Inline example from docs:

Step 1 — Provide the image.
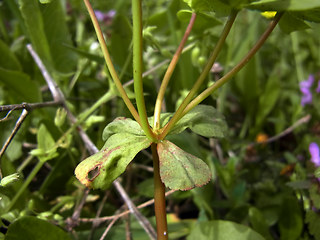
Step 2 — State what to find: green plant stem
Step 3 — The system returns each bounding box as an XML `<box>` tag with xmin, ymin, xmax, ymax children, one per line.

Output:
<box><xmin>6</xmin><ymin>161</ymin><xmax>44</xmax><ymax>212</ymax></box>
<box><xmin>151</xmin><ymin>143</ymin><xmax>168</xmax><ymax>240</ymax></box>
<box><xmin>83</xmin><ymin>0</ymin><xmax>140</xmax><ymax>125</ymax></box>
<box><xmin>153</xmin><ymin>13</ymin><xmax>197</xmax><ymax>130</ymax></box>
<box><xmin>132</xmin><ymin>0</ymin><xmax>156</xmax><ymax>141</ymax></box>
<box><xmin>159</xmin><ymin>10</ymin><xmax>238</xmax><ymax>139</ymax></box>
<box><xmin>182</xmin><ymin>12</ymin><xmax>283</xmax><ymax>116</ymax></box>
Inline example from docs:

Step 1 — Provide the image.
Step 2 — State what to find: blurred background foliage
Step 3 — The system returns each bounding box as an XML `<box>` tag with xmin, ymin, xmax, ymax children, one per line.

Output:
<box><xmin>0</xmin><ymin>0</ymin><xmax>320</xmax><ymax>239</ymax></box>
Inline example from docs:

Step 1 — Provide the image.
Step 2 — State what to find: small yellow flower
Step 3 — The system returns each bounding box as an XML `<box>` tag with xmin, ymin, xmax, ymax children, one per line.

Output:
<box><xmin>261</xmin><ymin>11</ymin><xmax>277</xmax><ymax>19</ymax></box>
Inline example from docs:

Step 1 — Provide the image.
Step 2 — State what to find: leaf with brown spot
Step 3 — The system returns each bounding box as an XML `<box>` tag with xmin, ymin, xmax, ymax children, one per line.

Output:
<box><xmin>157</xmin><ymin>140</ymin><xmax>211</xmax><ymax>191</ymax></box>
<box><xmin>75</xmin><ymin>132</ymin><xmax>151</xmax><ymax>189</ymax></box>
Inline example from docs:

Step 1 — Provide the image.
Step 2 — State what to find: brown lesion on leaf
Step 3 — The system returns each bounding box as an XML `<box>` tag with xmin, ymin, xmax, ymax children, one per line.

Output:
<box><xmin>102</xmin><ymin>146</ymin><xmax>121</xmax><ymax>159</ymax></box>
<box><xmin>87</xmin><ymin>163</ymin><xmax>102</xmax><ymax>182</ymax></box>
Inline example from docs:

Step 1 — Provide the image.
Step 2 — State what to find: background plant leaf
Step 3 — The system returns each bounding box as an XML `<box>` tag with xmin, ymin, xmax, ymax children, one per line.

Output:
<box><xmin>157</xmin><ymin>140</ymin><xmax>211</xmax><ymax>191</ymax></box>
<box><xmin>187</xmin><ymin>220</ymin><xmax>265</xmax><ymax>240</ymax></box>
<box><xmin>75</xmin><ymin>132</ymin><xmax>151</xmax><ymax>189</ymax></box>
<box><xmin>170</xmin><ymin>105</ymin><xmax>228</xmax><ymax>138</ymax></box>
<box><xmin>177</xmin><ymin>10</ymin><xmax>222</xmax><ymax>32</ymax></box>
<box><xmin>30</xmin><ymin>124</ymin><xmax>59</xmax><ymax>162</ymax></box>
<box><xmin>246</xmin><ymin>0</ymin><xmax>320</xmax><ymax>11</ymax></box>
<box><xmin>5</xmin><ymin>216</ymin><xmax>72</xmax><ymax>240</ymax></box>
<box><xmin>0</xmin><ymin>68</ymin><xmax>41</xmax><ymax>103</ymax></box>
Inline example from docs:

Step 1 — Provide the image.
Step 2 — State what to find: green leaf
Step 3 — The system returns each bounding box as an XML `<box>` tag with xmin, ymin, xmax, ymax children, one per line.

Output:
<box><xmin>219</xmin><ymin>0</ymin><xmax>252</xmax><ymax>8</ymax></box>
<box><xmin>293</xmin><ymin>8</ymin><xmax>320</xmax><ymax>23</ymax></box>
<box><xmin>187</xmin><ymin>220</ymin><xmax>265</xmax><ymax>240</ymax></box>
<box><xmin>309</xmin><ymin>184</ymin><xmax>320</xmax><ymax>209</ymax></box>
<box><xmin>183</xmin><ymin>0</ymin><xmax>232</xmax><ymax>14</ymax></box>
<box><xmin>5</xmin><ymin>216</ymin><xmax>72</xmax><ymax>240</ymax></box>
<box><xmin>110</xmin><ymin>15</ymin><xmax>132</xmax><ymax>74</ymax></box>
<box><xmin>102</xmin><ymin>117</ymin><xmax>145</xmax><ymax>141</ymax></box>
<box><xmin>246</xmin><ymin>0</ymin><xmax>320</xmax><ymax>11</ymax></box>
<box><xmin>157</xmin><ymin>140</ymin><xmax>211</xmax><ymax>191</ymax></box>
<box><xmin>0</xmin><ymin>39</ymin><xmax>22</xmax><ymax>71</ymax></box>
<box><xmin>306</xmin><ymin>210</ymin><xmax>320</xmax><ymax>240</ymax></box>
<box><xmin>30</xmin><ymin>124</ymin><xmax>58</xmax><ymax>162</ymax></box>
<box><xmin>170</xmin><ymin>105</ymin><xmax>228</xmax><ymax>138</ymax></box>
<box><xmin>279</xmin><ymin>12</ymin><xmax>310</xmax><ymax>33</ymax></box>
<box><xmin>278</xmin><ymin>196</ymin><xmax>303</xmax><ymax>240</ymax></box>
<box><xmin>0</xmin><ymin>173</ymin><xmax>20</xmax><ymax>187</ymax></box>
<box><xmin>249</xmin><ymin>207</ymin><xmax>273</xmax><ymax>240</ymax></box>
<box><xmin>0</xmin><ymin>68</ymin><xmax>41</xmax><ymax>102</ymax></box>
<box><xmin>177</xmin><ymin>10</ymin><xmax>222</xmax><ymax>32</ymax></box>
<box><xmin>40</xmin><ymin>0</ymin><xmax>77</xmax><ymax>73</ymax></box>
<box><xmin>75</xmin><ymin>132</ymin><xmax>151</xmax><ymax>189</ymax></box>
<box><xmin>18</xmin><ymin>0</ymin><xmax>53</xmax><ymax>69</ymax></box>
<box><xmin>39</xmin><ymin>0</ymin><xmax>53</xmax><ymax>3</ymax></box>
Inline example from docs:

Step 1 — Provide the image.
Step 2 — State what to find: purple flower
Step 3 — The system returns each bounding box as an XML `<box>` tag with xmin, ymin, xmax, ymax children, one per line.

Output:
<box><xmin>316</xmin><ymin>80</ymin><xmax>320</xmax><ymax>93</ymax></box>
<box><xmin>300</xmin><ymin>75</ymin><xmax>315</xmax><ymax>106</ymax></box>
<box><xmin>94</xmin><ymin>10</ymin><xmax>105</xmax><ymax>21</ymax></box>
<box><xmin>94</xmin><ymin>10</ymin><xmax>116</xmax><ymax>23</ymax></box>
<box><xmin>309</xmin><ymin>142</ymin><xmax>320</xmax><ymax>167</ymax></box>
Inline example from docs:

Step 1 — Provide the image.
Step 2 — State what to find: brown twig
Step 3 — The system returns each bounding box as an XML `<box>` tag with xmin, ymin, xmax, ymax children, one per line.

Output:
<box><xmin>250</xmin><ymin>114</ymin><xmax>311</xmax><ymax>147</ymax></box>
<box><xmin>0</xmin><ymin>109</ymin><xmax>29</xmax><ymax>172</ymax></box>
<box><xmin>66</xmin><ymin>188</ymin><xmax>90</xmax><ymax>231</ymax></box>
<box><xmin>27</xmin><ymin>44</ymin><xmax>64</xmax><ymax>102</ymax></box>
<box><xmin>99</xmin><ymin>216</ymin><xmax>120</xmax><ymax>240</ymax></box>
<box><xmin>0</xmin><ymin>101</ymin><xmax>62</xmax><ymax>113</ymax></box>
<box><xmin>113</xmin><ymin>180</ymin><xmax>157</xmax><ymax>240</ymax></box>
<box><xmin>89</xmin><ymin>190</ymin><xmax>110</xmax><ymax>240</ymax></box>
<box><xmin>79</xmin><ymin>190</ymin><xmax>176</xmax><ymax>223</ymax></box>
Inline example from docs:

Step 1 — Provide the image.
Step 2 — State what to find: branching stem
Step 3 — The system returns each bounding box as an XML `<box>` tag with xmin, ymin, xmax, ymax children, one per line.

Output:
<box><xmin>159</xmin><ymin>10</ymin><xmax>238</xmax><ymax>139</ymax></box>
<box><xmin>153</xmin><ymin>13</ymin><xmax>197</xmax><ymax>130</ymax></box>
<box><xmin>183</xmin><ymin>12</ymin><xmax>283</xmax><ymax>115</ymax></box>
<box><xmin>132</xmin><ymin>0</ymin><xmax>156</xmax><ymax>141</ymax></box>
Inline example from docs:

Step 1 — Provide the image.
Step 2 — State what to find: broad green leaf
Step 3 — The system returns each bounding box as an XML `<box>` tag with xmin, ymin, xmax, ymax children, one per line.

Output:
<box><xmin>183</xmin><ymin>0</ymin><xmax>231</xmax><ymax>14</ymax></box>
<box><xmin>5</xmin><ymin>216</ymin><xmax>72</xmax><ymax>240</ymax></box>
<box><xmin>30</xmin><ymin>124</ymin><xmax>58</xmax><ymax>162</ymax></box>
<box><xmin>278</xmin><ymin>196</ymin><xmax>303</xmax><ymax>240</ymax></box>
<box><xmin>177</xmin><ymin>10</ymin><xmax>222</xmax><ymax>32</ymax></box>
<box><xmin>249</xmin><ymin>207</ymin><xmax>273</xmax><ymax>240</ymax></box>
<box><xmin>40</xmin><ymin>0</ymin><xmax>77</xmax><ymax>73</ymax></box>
<box><xmin>187</xmin><ymin>220</ymin><xmax>265</xmax><ymax>240</ymax></box>
<box><xmin>75</xmin><ymin>132</ymin><xmax>151</xmax><ymax>189</ymax></box>
<box><xmin>18</xmin><ymin>0</ymin><xmax>53</xmax><ymax>69</ymax></box>
<box><xmin>170</xmin><ymin>105</ymin><xmax>228</xmax><ymax>138</ymax></box>
<box><xmin>0</xmin><ymin>39</ymin><xmax>22</xmax><ymax>71</ymax></box>
<box><xmin>293</xmin><ymin>8</ymin><xmax>320</xmax><ymax>23</ymax></box>
<box><xmin>246</xmin><ymin>0</ymin><xmax>320</xmax><ymax>11</ymax></box>
<box><xmin>0</xmin><ymin>68</ymin><xmax>41</xmax><ymax>102</ymax></box>
<box><xmin>157</xmin><ymin>140</ymin><xmax>211</xmax><ymax>191</ymax></box>
<box><xmin>279</xmin><ymin>12</ymin><xmax>310</xmax><ymax>33</ymax></box>
<box><xmin>102</xmin><ymin>117</ymin><xmax>145</xmax><ymax>141</ymax></box>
